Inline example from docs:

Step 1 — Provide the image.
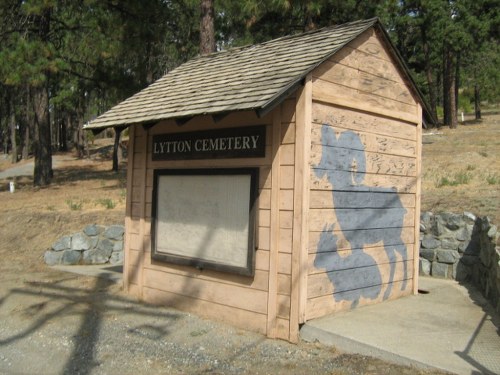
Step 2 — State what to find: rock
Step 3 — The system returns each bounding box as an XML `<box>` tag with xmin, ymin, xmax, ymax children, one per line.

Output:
<box><xmin>455</xmin><ymin>262</ymin><xmax>470</xmax><ymax>282</ymax></box>
<box><xmin>487</xmin><ymin>225</ymin><xmax>497</xmax><ymax>239</ymax></box>
<box><xmin>97</xmin><ymin>238</ymin><xmax>114</xmax><ymax>254</ymax></box>
<box><xmin>431</xmin><ymin>218</ymin><xmax>449</xmax><ymax>237</ymax></box>
<box><xmin>437</xmin><ymin>249</ymin><xmax>459</xmax><ymax>264</ymax></box>
<box><xmin>460</xmin><ymin>255</ymin><xmax>479</xmax><ymax>266</ymax></box>
<box><xmin>82</xmin><ymin>248</ymin><xmax>111</xmax><ymax>265</ymax></box>
<box><xmin>442</xmin><ymin>212</ymin><xmax>463</xmax><ymax>230</ymax></box>
<box><xmin>432</xmin><ymin>262</ymin><xmax>449</xmax><ymax>278</ymax></box>
<box><xmin>110</xmin><ymin>251</ymin><xmax>123</xmax><ymax>265</ymax></box>
<box><xmin>104</xmin><ymin>225</ymin><xmax>124</xmax><ymax>240</ymax></box>
<box><xmin>44</xmin><ymin>251</ymin><xmax>63</xmax><ymax>266</ymax></box>
<box><xmin>441</xmin><ymin>238</ymin><xmax>459</xmax><ymax>250</ymax></box>
<box><xmin>420</xmin><ymin>248</ymin><xmax>436</xmax><ymax>262</ymax></box>
<box><xmin>113</xmin><ymin>241</ymin><xmax>123</xmax><ymax>252</ymax></box>
<box><xmin>52</xmin><ymin>236</ymin><xmax>71</xmax><ymax>252</ymax></box>
<box><xmin>421</xmin><ymin>236</ymin><xmax>441</xmax><ymax>249</ymax></box>
<box><xmin>71</xmin><ymin>233</ymin><xmax>92</xmax><ymax>251</ymax></box>
<box><xmin>455</xmin><ymin>226</ymin><xmax>471</xmax><ymax>242</ymax></box>
<box><xmin>463</xmin><ymin>211</ymin><xmax>477</xmax><ymax>224</ymax></box>
<box><xmin>83</xmin><ymin>224</ymin><xmax>104</xmax><ymax>237</ymax></box>
<box><xmin>458</xmin><ymin>241</ymin><xmax>470</xmax><ymax>253</ymax></box>
<box><xmin>61</xmin><ymin>250</ymin><xmax>82</xmax><ymax>265</ymax></box>
<box><xmin>419</xmin><ymin>258</ymin><xmax>431</xmax><ymax>276</ymax></box>
<box><xmin>480</xmin><ymin>245</ymin><xmax>492</xmax><ymax>268</ymax></box>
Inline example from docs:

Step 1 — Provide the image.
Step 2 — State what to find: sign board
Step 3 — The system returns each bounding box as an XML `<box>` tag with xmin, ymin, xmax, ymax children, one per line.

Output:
<box><xmin>152</xmin><ymin>126</ymin><xmax>266</xmax><ymax>161</ymax></box>
<box><xmin>152</xmin><ymin>168</ymin><xmax>258</xmax><ymax>276</ymax></box>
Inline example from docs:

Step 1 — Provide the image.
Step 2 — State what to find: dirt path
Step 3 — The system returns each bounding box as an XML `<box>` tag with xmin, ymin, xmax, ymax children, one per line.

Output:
<box><xmin>0</xmin><ymin>154</ymin><xmax>71</xmax><ymax>179</ymax></box>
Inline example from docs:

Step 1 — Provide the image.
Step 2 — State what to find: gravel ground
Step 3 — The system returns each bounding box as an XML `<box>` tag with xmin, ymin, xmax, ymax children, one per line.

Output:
<box><xmin>0</xmin><ymin>269</ymin><xmax>448</xmax><ymax>375</ymax></box>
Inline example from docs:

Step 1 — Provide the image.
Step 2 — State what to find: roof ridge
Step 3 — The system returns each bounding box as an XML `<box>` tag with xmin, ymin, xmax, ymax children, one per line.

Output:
<box><xmin>190</xmin><ymin>17</ymin><xmax>380</xmax><ymax>61</ymax></box>
<box><xmin>88</xmin><ymin>17</ymin><xmax>426</xmax><ymax>131</ymax></box>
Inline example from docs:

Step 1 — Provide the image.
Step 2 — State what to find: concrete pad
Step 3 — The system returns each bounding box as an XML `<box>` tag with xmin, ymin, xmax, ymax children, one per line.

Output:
<box><xmin>301</xmin><ymin>277</ymin><xmax>500</xmax><ymax>375</ymax></box>
<box><xmin>52</xmin><ymin>264</ymin><xmax>123</xmax><ymax>283</ymax></box>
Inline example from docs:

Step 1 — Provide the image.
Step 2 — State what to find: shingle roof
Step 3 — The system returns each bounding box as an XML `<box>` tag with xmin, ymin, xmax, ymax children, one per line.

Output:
<box><xmin>90</xmin><ymin>17</ymin><xmax>439</xmax><ymax>129</ymax></box>
<box><xmin>85</xmin><ymin>18</ymin><xmax>381</xmax><ymax>130</ymax></box>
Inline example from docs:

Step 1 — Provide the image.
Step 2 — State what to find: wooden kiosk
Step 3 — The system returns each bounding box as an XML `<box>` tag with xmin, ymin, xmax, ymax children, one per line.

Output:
<box><xmin>87</xmin><ymin>19</ymin><xmax>430</xmax><ymax>343</ymax></box>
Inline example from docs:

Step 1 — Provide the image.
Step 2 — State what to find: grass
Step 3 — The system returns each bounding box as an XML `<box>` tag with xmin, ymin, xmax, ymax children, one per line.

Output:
<box><xmin>422</xmin><ymin>111</ymin><xmax>499</xmax><ymax>224</ymax></box>
<box><xmin>65</xmin><ymin>199</ymin><xmax>83</xmax><ymax>211</ymax></box>
<box><xmin>486</xmin><ymin>174</ymin><xmax>500</xmax><ymax>185</ymax></box>
<box><xmin>435</xmin><ymin>171</ymin><xmax>472</xmax><ymax>188</ymax></box>
<box><xmin>96</xmin><ymin>198</ymin><xmax>116</xmax><ymax>209</ymax></box>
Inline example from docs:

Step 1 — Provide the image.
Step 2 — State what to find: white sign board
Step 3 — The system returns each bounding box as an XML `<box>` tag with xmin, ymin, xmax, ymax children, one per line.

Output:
<box><xmin>152</xmin><ymin>169</ymin><xmax>257</xmax><ymax>275</ymax></box>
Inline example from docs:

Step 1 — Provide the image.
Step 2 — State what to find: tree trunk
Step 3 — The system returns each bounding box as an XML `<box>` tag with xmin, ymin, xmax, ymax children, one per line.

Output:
<box><xmin>58</xmin><ymin>111</ymin><xmax>67</xmax><ymax>152</ymax></box>
<box><xmin>32</xmin><ymin>7</ymin><xmax>53</xmax><ymax>186</ymax></box>
<box><xmin>32</xmin><ymin>84</ymin><xmax>52</xmax><ymax>186</ymax></box>
<box><xmin>474</xmin><ymin>84</ymin><xmax>481</xmax><ymax>120</ymax></box>
<box><xmin>22</xmin><ymin>124</ymin><xmax>30</xmax><ymax>160</ymax></box>
<box><xmin>9</xmin><ymin>108</ymin><xmax>17</xmax><ymax>164</ymax></box>
<box><xmin>421</xmin><ymin>26</ymin><xmax>438</xmax><ymax>121</ymax></box>
<box><xmin>443</xmin><ymin>46</ymin><xmax>458</xmax><ymax>128</ymax></box>
<box><xmin>112</xmin><ymin>127</ymin><xmax>124</xmax><ymax>172</ymax></box>
<box><xmin>200</xmin><ymin>0</ymin><xmax>215</xmax><ymax>55</ymax></box>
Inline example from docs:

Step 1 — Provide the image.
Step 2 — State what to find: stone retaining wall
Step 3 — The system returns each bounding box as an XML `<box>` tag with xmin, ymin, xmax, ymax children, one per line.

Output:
<box><xmin>419</xmin><ymin>212</ymin><xmax>500</xmax><ymax>312</ymax></box>
<box><xmin>44</xmin><ymin>224</ymin><xmax>124</xmax><ymax>266</ymax></box>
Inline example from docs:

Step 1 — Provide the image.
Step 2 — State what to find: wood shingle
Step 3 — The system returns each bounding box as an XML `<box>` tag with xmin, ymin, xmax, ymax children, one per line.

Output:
<box><xmin>86</xmin><ymin>18</ymin><xmax>380</xmax><ymax>130</ymax></box>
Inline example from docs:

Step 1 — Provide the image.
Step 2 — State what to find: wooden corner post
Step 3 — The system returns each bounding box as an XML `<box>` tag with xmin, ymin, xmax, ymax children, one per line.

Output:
<box><xmin>413</xmin><ymin>104</ymin><xmax>423</xmax><ymax>295</ymax></box>
<box><xmin>290</xmin><ymin>74</ymin><xmax>312</xmax><ymax>342</ymax></box>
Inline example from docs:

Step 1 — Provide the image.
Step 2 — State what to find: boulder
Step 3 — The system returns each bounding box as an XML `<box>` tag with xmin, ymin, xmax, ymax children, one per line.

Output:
<box><xmin>61</xmin><ymin>250</ymin><xmax>82</xmax><ymax>265</ymax></box>
<box><xmin>71</xmin><ymin>233</ymin><xmax>92</xmax><ymax>251</ymax></box>
<box><xmin>44</xmin><ymin>250</ymin><xmax>63</xmax><ymax>266</ymax></box>
<box><xmin>52</xmin><ymin>236</ymin><xmax>71</xmax><ymax>252</ymax></box>
<box><xmin>104</xmin><ymin>225</ymin><xmax>125</xmax><ymax>240</ymax></box>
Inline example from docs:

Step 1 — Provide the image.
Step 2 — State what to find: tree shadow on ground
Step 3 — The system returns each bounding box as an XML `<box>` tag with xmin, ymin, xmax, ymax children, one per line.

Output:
<box><xmin>454</xmin><ymin>280</ymin><xmax>500</xmax><ymax>375</ymax></box>
<box><xmin>0</xmin><ymin>274</ymin><xmax>180</xmax><ymax>375</ymax></box>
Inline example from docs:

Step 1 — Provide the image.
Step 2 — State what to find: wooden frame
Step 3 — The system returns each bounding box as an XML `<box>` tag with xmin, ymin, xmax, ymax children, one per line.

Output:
<box><xmin>151</xmin><ymin>168</ymin><xmax>259</xmax><ymax>276</ymax></box>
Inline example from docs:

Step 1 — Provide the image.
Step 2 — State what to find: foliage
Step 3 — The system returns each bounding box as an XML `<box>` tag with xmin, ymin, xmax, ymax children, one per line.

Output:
<box><xmin>0</xmin><ymin>0</ymin><xmax>498</xmax><ymax>179</ymax></box>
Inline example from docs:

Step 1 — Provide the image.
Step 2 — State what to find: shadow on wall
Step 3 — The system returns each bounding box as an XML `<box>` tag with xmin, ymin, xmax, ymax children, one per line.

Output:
<box><xmin>313</xmin><ymin>124</ymin><xmax>409</xmax><ymax>307</ymax></box>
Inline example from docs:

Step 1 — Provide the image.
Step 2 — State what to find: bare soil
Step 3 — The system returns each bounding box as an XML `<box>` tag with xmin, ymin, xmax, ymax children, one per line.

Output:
<box><xmin>2</xmin><ymin>113</ymin><xmax>496</xmax><ymax>374</ymax></box>
<box><xmin>421</xmin><ymin>112</ymin><xmax>500</xmax><ymax>224</ymax></box>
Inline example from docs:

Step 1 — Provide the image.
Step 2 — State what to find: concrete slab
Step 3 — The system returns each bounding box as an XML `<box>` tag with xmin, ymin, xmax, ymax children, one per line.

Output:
<box><xmin>301</xmin><ymin>277</ymin><xmax>500</xmax><ymax>375</ymax></box>
<box><xmin>52</xmin><ymin>264</ymin><xmax>123</xmax><ymax>283</ymax></box>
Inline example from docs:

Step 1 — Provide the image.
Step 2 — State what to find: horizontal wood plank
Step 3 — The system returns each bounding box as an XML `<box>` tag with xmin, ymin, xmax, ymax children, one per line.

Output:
<box><xmin>309</xmin><ymin>190</ymin><xmax>415</xmax><ymax>209</ymax></box>
<box><xmin>310</xmin><ymin>144</ymin><xmax>416</xmax><ymax>177</ymax></box>
<box><xmin>311</xmin><ymin>123</ymin><xmax>417</xmax><ymax>158</ymax></box>
<box><xmin>309</xmin><ymin>207</ymin><xmax>415</xmax><ymax>231</ymax></box>
<box><xmin>144</xmin><ymin>268</ymin><xmax>268</xmax><ymax>314</ymax></box>
<box><xmin>308</xmin><ymin>227</ymin><xmax>415</xmax><ymax>252</ymax></box>
<box><xmin>313</xmin><ymin>59</ymin><xmax>414</xmax><ymax>105</ymax></box>
<box><xmin>308</xmin><ymin>260</ymin><xmax>413</xmax><ymax>298</ymax></box>
<box><xmin>311</xmin><ymin>169</ymin><xmax>417</xmax><ymax>193</ymax></box>
<box><xmin>308</xmin><ymin>244</ymin><xmax>415</xmax><ymax>274</ymax></box>
<box><xmin>306</xmin><ymin>279</ymin><xmax>412</xmax><ymax>320</ymax></box>
<box><xmin>312</xmin><ymin>102</ymin><xmax>417</xmax><ymax>140</ymax></box>
<box><xmin>313</xmin><ymin>78</ymin><xmax>418</xmax><ymax>123</ymax></box>
<box><xmin>142</xmin><ymin>287</ymin><xmax>267</xmax><ymax>335</ymax></box>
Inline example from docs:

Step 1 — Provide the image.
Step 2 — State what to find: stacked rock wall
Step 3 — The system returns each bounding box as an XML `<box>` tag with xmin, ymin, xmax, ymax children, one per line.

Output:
<box><xmin>419</xmin><ymin>212</ymin><xmax>500</xmax><ymax>312</ymax></box>
<box><xmin>44</xmin><ymin>224</ymin><xmax>124</xmax><ymax>266</ymax></box>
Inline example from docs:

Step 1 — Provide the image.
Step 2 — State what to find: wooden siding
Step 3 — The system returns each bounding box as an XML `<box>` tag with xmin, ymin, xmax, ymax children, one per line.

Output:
<box><xmin>306</xmin><ymin>29</ymin><xmax>420</xmax><ymax>320</ymax></box>
<box><xmin>124</xmin><ymin>104</ymin><xmax>300</xmax><ymax>340</ymax></box>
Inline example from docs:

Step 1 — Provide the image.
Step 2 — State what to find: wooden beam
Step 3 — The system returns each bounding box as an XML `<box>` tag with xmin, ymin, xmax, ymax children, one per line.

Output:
<box><xmin>266</xmin><ymin>107</ymin><xmax>282</xmax><ymax>338</ymax></box>
<box><xmin>175</xmin><ymin>116</ymin><xmax>193</xmax><ymax>127</ymax></box>
<box><xmin>290</xmin><ymin>73</ymin><xmax>312</xmax><ymax>342</ymax></box>
<box><xmin>123</xmin><ymin>125</ymin><xmax>136</xmax><ymax>293</ymax></box>
<box><xmin>142</xmin><ymin>121</ymin><xmax>158</xmax><ymax>131</ymax></box>
<box><xmin>413</xmin><ymin>104</ymin><xmax>423</xmax><ymax>295</ymax></box>
<box><xmin>212</xmin><ymin>112</ymin><xmax>231</xmax><ymax>123</ymax></box>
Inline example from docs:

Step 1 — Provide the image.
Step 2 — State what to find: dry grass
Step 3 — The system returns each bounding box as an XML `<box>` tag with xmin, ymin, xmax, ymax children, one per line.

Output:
<box><xmin>421</xmin><ymin>112</ymin><xmax>500</xmax><ymax>223</ymax></box>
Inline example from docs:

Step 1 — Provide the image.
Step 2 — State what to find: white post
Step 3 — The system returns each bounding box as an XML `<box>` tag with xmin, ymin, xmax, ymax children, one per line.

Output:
<box><xmin>9</xmin><ymin>181</ymin><xmax>15</xmax><ymax>193</ymax></box>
